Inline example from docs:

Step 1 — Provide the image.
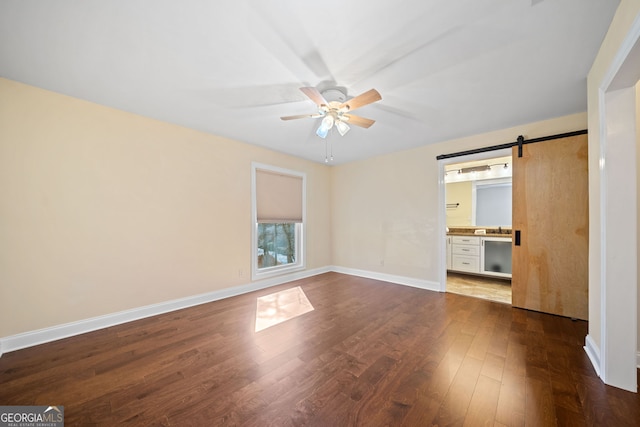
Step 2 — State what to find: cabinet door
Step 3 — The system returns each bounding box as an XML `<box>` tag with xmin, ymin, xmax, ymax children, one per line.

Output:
<box><xmin>511</xmin><ymin>134</ymin><xmax>588</xmax><ymax>320</ymax></box>
<box><xmin>481</xmin><ymin>238</ymin><xmax>512</xmax><ymax>277</ymax></box>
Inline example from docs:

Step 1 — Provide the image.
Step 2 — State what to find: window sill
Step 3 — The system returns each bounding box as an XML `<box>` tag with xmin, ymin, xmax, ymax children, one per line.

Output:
<box><xmin>252</xmin><ymin>263</ymin><xmax>305</xmax><ymax>281</ymax></box>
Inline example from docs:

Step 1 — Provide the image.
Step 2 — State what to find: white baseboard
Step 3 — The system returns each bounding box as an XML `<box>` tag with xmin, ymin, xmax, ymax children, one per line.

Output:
<box><xmin>330</xmin><ymin>265</ymin><xmax>441</xmax><ymax>292</ymax></box>
<box><xmin>584</xmin><ymin>334</ymin><xmax>602</xmax><ymax>377</ymax></box>
<box><xmin>0</xmin><ymin>266</ymin><xmax>331</xmax><ymax>357</ymax></box>
<box><xmin>585</xmin><ymin>336</ymin><xmax>640</xmax><ymax>387</ymax></box>
<box><xmin>0</xmin><ymin>266</ymin><xmax>441</xmax><ymax>357</ymax></box>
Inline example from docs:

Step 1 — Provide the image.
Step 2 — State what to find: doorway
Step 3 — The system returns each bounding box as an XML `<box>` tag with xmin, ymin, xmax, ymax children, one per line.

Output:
<box><xmin>442</xmin><ymin>151</ymin><xmax>513</xmax><ymax>304</ymax></box>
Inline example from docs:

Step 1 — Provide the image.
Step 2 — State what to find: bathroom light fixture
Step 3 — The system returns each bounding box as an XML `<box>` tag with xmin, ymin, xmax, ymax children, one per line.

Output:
<box><xmin>489</xmin><ymin>163</ymin><xmax>509</xmax><ymax>169</ymax></box>
<box><xmin>460</xmin><ymin>165</ymin><xmax>491</xmax><ymax>174</ymax></box>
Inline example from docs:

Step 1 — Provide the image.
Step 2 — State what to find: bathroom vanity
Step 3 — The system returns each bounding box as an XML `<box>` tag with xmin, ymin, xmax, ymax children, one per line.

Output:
<box><xmin>446</xmin><ymin>229</ymin><xmax>512</xmax><ymax>278</ymax></box>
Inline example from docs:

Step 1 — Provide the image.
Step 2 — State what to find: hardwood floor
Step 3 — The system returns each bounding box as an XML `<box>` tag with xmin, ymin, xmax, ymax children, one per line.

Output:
<box><xmin>447</xmin><ymin>272</ymin><xmax>512</xmax><ymax>305</ymax></box>
<box><xmin>1</xmin><ymin>272</ymin><xmax>638</xmax><ymax>426</ymax></box>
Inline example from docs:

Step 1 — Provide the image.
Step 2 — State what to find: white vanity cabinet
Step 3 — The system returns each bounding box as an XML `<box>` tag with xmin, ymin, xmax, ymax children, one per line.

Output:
<box><xmin>450</xmin><ymin>236</ymin><xmax>480</xmax><ymax>273</ymax></box>
<box><xmin>447</xmin><ymin>234</ymin><xmax>513</xmax><ymax>278</ymax></box>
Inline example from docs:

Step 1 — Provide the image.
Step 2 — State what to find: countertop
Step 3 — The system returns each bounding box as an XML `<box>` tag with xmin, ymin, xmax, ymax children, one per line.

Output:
<box><xmin>448</xmin><ymin>232</ymin><xmax>512</xmax><ymax>238</ymax></box>
<box><xmin>447</xmin><ymin>227</ymin><xmax>512</xmax><ymax>238</ymax></box>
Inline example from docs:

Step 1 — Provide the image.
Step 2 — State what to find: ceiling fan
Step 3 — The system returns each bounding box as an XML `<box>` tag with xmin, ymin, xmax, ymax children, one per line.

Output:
<box><xmin>281</xmin><ymin>87</ymin><xmax>382</xmax><ymax>138</ymax></box>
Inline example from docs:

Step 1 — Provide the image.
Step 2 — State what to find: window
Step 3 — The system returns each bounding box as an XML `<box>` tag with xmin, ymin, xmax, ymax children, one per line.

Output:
<box><xmin>257</xmin><ymin>223</ymin><xmax>297</xmax><ymax>268</ymax></box>
<box><xmin>252</xmin><ymin>163</ymin><xmax>305</xmax><ymax>279</ymax></box>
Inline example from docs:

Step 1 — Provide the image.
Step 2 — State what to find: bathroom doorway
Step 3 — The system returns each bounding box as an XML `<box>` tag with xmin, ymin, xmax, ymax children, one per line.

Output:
<box><xmin>444</xmin><ymin>154</ymin><xmax>513</xmax><ymax>304</ymax></box>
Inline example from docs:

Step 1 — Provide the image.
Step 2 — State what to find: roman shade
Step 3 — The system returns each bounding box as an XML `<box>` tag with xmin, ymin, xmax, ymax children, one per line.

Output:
<box><xmin>256</xmin><ymin>169</ymin><xmax>303</xmax><ymax>223</ymax></box>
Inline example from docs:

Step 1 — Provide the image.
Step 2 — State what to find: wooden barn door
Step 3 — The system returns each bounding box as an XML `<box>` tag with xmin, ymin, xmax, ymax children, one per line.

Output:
<box><xmin>511</xmin><ymin>133</ymin><xmax>589</xmax><ymax>320</ymax></box>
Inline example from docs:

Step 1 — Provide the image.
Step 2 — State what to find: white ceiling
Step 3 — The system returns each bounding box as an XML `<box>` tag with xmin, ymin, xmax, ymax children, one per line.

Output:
<box><xmin>0</xmin><ymin>0</ymin><xmax>619</xmax><ymax>165</ymax></box>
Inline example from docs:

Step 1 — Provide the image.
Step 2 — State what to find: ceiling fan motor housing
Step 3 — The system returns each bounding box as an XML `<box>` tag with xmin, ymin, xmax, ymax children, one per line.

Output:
<box><xmin>320</xmin><ymin>88</ymin><xmax>347</xmax><ymax>103</ymax></box>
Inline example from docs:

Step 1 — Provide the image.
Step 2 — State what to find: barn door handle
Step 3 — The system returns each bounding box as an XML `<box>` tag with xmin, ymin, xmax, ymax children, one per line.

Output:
<box><xmin>515</xmin><ymin>230</ymin><xmax>521</xmax><ymax>246</ymax></box>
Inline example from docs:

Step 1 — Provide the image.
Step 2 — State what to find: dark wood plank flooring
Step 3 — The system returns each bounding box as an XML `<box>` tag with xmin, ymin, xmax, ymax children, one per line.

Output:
<box><xmin>1</xmin><ymin>272</ymin><xmax>639</xmax><ymax>426</ymax></box>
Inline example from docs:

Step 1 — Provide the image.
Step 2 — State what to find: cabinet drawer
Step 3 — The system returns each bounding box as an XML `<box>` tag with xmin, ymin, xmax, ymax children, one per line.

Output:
<box><xmin>452</xmin><ymin>244</ymin><xmax>480</xmax><ymax>256</ymax></box>
<box><xmin>452</xmin><ymin>255</ymin><xmax>480</xmax><ymax>273</ymax></box>
<box><xmin>451</xmin><ymin>236</ymin><xmax>480</xmax><ymax>245</ymax></box>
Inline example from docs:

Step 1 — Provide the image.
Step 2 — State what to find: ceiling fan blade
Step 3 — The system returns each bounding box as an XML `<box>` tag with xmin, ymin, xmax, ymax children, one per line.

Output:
<box><xmin>341</xmin><ymin>89</ymin><xmax>382</xmax><ymax>112</ymax></box>
<box><xmin>280</xmin><ymin>114</ymin><xmax>321</xmax><ymax>121</ymax></box>
<box><xmin>300</xmin><ymin>87</ymin><xmax>328</xmax><ymax>107</ymax></box>
<box><xmin>343</xmin><ymin>114</ymin><xmax>375</xmax><ymax>128</ymax></box>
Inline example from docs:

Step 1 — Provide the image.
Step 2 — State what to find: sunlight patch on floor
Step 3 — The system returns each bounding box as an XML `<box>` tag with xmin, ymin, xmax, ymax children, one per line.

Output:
<box><xmin>255</xmin><ymin>286</ymin><xmax>314</xmax><ymax>332</ymax></box>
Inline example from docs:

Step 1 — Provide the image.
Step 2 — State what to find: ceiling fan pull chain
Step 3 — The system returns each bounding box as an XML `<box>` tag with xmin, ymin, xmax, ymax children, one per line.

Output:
<box><xmin>325</xmin><ymin>140</ymin><xmax>329</xmax><ymax>163</ymax></box>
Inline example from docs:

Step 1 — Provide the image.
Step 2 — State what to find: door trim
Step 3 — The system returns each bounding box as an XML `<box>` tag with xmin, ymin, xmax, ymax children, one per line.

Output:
<box><xmin>593</xmin><ymin>11</ymin><xmax>640</xmax><ymax>392</ymax></box>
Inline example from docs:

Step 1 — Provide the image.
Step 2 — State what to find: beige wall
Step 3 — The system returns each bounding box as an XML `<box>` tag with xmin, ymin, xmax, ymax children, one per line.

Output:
<box><xmin>445</xmin><ymin>182</ymin><xmax>473</xmax><ymax>226</ymax></box>
<box><xmin>331</xmin><ymin>113</ymin><xmax>587</xmax><ymax>283</ymax></box>
<box><xmin>0</xmin><ymin>78</ymin><xmax>331</xmax><ymax>337</ymax></box>
<box><xmin>587</xmin><ymin>0</ymin><xmax>640</xmax><ymax>357</ymax></box>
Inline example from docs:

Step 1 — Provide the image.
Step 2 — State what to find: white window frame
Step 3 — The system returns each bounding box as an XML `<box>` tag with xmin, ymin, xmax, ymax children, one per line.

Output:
<box><xmin>251</xmin><ymin>162</ymin><xmax>306</xmax><ymax>280</ymax></box>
